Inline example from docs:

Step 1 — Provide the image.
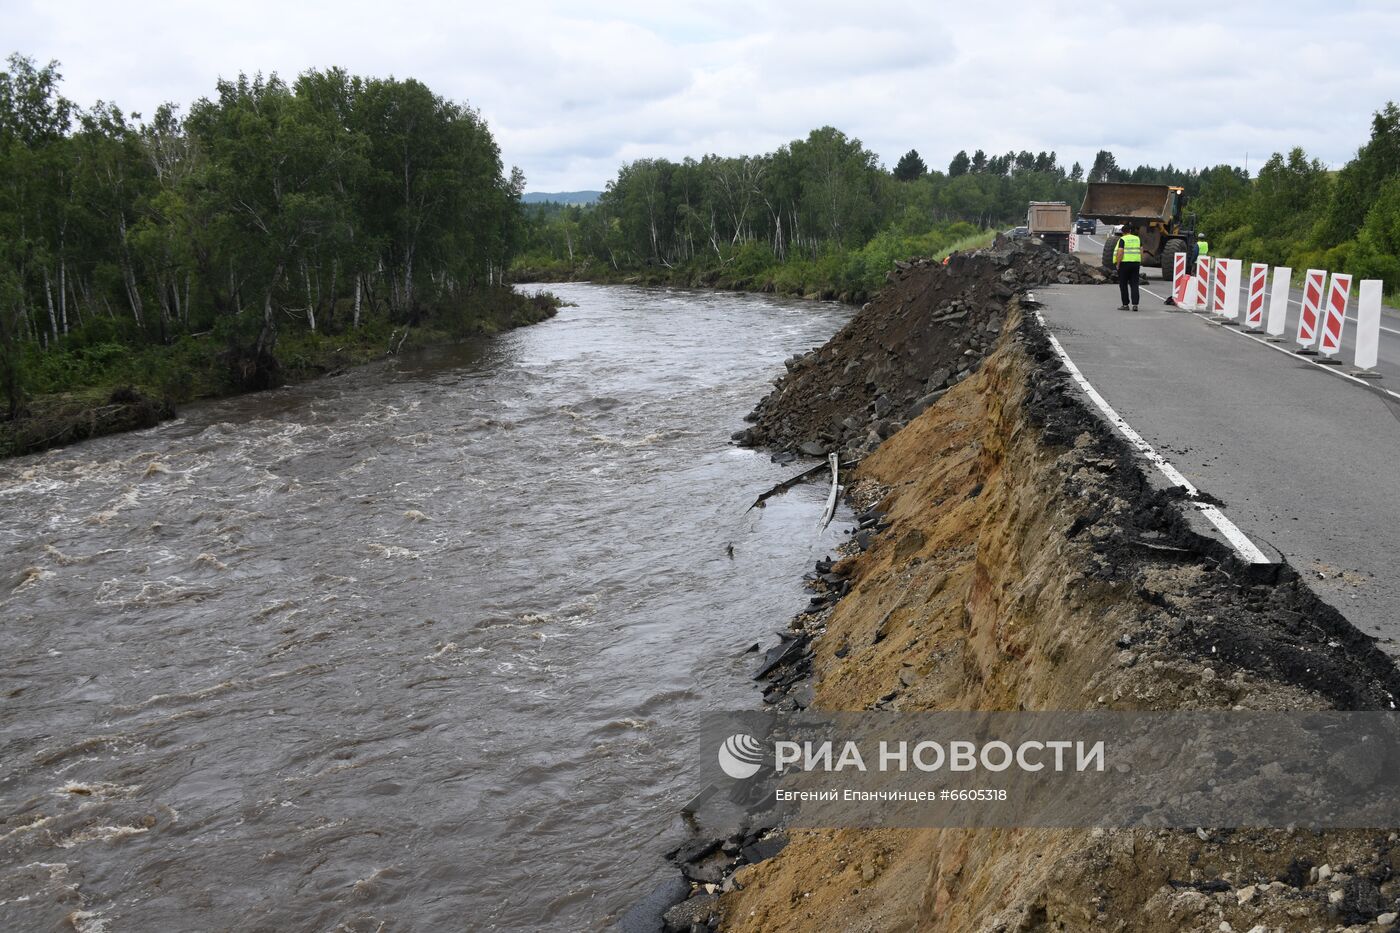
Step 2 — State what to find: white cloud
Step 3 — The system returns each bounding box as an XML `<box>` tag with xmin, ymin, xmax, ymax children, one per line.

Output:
<box><xmin>6</xmin><ymin>0</ymin><xmax>1399</xmax><ymax>189</ymax></box>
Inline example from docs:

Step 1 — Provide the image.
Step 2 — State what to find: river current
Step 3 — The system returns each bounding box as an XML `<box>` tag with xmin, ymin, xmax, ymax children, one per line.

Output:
<box><xmin>0</xmin><ymin>284</ymin><xmax>851</xmax><ymax>931</ymax></box>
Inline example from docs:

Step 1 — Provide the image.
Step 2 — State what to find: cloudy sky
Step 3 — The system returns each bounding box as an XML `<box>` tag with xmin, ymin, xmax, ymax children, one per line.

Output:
<box><xmin>7</xmin><ymin>0</ymin><xmax>1399</xmax><ymax>191</ymax></box>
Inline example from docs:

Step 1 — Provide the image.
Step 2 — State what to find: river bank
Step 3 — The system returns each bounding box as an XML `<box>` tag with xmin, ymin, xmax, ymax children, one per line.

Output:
<box><xmin>646</xmin><ymin>245</ymin><xmax>1400</xmax><ymax>931</ymax></box>
<box><xmin>511</xmin><ymin>230</ymin><xmax>996</xmax><ymax>308</ymax></box>
<box><xmin>0</xmin><ymin>288</ymin><xmax>560</xmax><ymax>460</ymax></box>
<box><xmin>512</xmin><ymin>261</ymin><xmax>871</xmax><ymax>305</ymax></box>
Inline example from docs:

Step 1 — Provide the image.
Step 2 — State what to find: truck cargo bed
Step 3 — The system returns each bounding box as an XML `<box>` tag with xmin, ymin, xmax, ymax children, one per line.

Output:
<box><xmin>1027</xmin><ymin>202</ymin><xmax>1072</xmax><ymax>234</ymax></box>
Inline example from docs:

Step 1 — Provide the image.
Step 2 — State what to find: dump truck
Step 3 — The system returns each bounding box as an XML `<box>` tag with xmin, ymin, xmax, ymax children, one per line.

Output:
<box><xmin>1026</xmin><ymin>201</ymin><xmax>1073</xmax><ymax>253</ymax></box>
<box><xmin>1078</xmin><ymin>182</ymin><xmax>1194</xmax><ymax>281</ymax></box>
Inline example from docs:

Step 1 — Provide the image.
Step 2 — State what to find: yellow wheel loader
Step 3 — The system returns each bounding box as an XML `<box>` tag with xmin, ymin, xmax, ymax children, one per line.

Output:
<box><xmin>1079</xmin><ymin>182</ymin><xmax>1196</xmax><ymax>282</ymax></box>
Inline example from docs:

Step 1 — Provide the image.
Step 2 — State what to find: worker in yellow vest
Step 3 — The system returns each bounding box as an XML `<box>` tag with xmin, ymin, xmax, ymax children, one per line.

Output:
<box><xmin>1114</xmin><ymin>223</ymin><xmax>1142</xmax><ymax>312</ymax></box>
<box><xmin>1188</xmin><ymin>233</ymin><xmax>1209</xmax><ymax>274</ymax></box>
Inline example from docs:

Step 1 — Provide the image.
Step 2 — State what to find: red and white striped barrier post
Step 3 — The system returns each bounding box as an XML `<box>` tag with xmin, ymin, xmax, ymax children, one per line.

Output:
<box><xmin>1352</xmin><ymin>280</ymin><xmax>1384</xmax><ymax>377</ymax></box>
<box><xmin>1194</xmin><ymin>256</ymin><xmax>1212</xmax><ymax>312</ymax></box>
<box><xmin>1316</xmin><ymin>272</ymin><xmax>1352</xmax><ymax>362</ymax></box>
<box><xmin>1212</xmin><ymin>257</ymin><xmax>1229</xmax><ymax>315</ymax></box>
<box><xmin>1221</xmin><ymin>259</ymin><xmax>1242</xmax><ymax>322</ymax></box>
<box><xmin>1069</xmin><ymin>232</ymin><xmax>1078</xmax><ymax>253</ymax></box>
<box><xmin>1244</xmin><ymin>263</ymin><xmax>1268</xmax><ymax>330</ymax></box>
<box><xmin>1265</xmin><ymin>266</ymin><xmax>1291</xmax><ymax>339</ymax></box>
<box><xmin>1172</xmin><ymin>253</ymin><xmax>1190</xmax><ymax>306</ymax></box>
<box><xmin>1295</xmin><ymin>268</ymin><xmax>1326</xmax><ymax>354</ymax></box>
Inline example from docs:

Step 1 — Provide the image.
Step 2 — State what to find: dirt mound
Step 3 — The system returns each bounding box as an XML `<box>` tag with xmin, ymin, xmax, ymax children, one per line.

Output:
<box><xmin>736</xmin><ymin>244</ymin><xmax>1107</xmax><ymax>459</ymax></box>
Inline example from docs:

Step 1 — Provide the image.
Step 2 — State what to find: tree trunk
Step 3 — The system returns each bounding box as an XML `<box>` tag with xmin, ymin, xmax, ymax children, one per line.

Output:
<box><xmin>325</xmin><ymin>259</ymin><xmax>338</xmax><ymax>331</ymax></box>
<box><xmin>123</xmin><ymin>261</ymin><xmax>145</xmax><ymax>328</ymax></box>
<box><xmin>353</xmin><ymin>272</ymin><xmax>362</xmax><ymax>328</ymax></box>
<box><xmin>303</xmin><ymin>262</ymin><xmax>316</xmax><ymax>332</ymax></box>
<box><xmin>42</xmin><ymin>268</ymin><xmax>58</xmax><ymax>341</ymax></box>
<box><xmin>255</xmin><ymin>278</ymin><xmax>278</xmax><ymax>357</ymax></box>
<box><xmin>117</xmin><ymin>216</ymin><xmax>145</xmax><ymax>328</ymax></box>
<box><xmin>68</xmin><ymin>274</ymin><xmax>83</xmax><ymax>328</ymax></box>
<box><xmin>59</xmin><ymin>258</ymin><xmax>68</xmax><ymax>334</ymax></box>
<box><xmin>158</xmin><ymin>281</ymin><xmax>172</xmax><ymax>330</ymax></box>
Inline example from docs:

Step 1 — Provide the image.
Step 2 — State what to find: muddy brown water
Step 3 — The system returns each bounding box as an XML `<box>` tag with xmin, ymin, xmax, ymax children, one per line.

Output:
<box><xmin>0</xmin><ymin>284</ymin><xmax>852</xmax><ymax>931</ymax></box>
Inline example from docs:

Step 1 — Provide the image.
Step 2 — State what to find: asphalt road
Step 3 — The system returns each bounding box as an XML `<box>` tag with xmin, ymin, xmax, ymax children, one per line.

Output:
<box><xmin>1034</xmin><ymin>282</ymin><xmax>1400</xmax><ymax>654</ymax></box>
<box><xmin>1077</xmin><ymin>232</ymin><xmax>1400</xmax><ymax>383</ymax></box>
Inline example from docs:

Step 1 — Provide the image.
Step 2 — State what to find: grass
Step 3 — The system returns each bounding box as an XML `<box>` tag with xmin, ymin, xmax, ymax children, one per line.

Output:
<box><xmin>513</xmin><ymin>226</ymin><xmax>997</xmax><ymax>306</ymax></box>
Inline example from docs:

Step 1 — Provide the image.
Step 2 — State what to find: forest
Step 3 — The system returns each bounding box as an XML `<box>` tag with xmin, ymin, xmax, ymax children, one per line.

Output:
<box><xmin>511</xmin><ymin>132</ymin><xmax>1255</xmax><ymax>299</ymax></box>
<box><xmin>515</xmin><ymin>109</ymin><xmax>1400</xmax><ymax>305</ymax></box>
<box><xmin>0</xmin><ymin>53</ymin><xmax>548</xmax><ymax>448</ymax></box>
<box><xmin>513</xmin><ymin>130</ymin><xmax>1085</xmax><ymax>299</ymax></box>
<box><xmin>4</xmin><ymin>45</ymin><xmax>1396</xmax><ymax>455</ymax></box>
<box><xmin>1192</xmin><ymin>103</ymin><xmax>1400</xmax><ymax>289</ymax></box>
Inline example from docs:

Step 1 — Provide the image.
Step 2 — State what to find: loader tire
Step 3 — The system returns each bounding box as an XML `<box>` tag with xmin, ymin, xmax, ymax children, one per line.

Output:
<box><xmin>1160</xmin><ymin>239</ymin><xmax>1187</xmax><ymax>282</ymax></box>
<box><xmin>1101</xmin><ymin>234</ymin><xmax>1120</xmax><ymax>272</ymax></box>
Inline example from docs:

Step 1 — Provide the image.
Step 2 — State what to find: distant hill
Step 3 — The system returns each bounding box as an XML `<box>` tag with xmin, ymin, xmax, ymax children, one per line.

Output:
<box><xmin>522</xmin><ymin>190</ymin><xmax>602</xmax><ymax>205</ymax></box>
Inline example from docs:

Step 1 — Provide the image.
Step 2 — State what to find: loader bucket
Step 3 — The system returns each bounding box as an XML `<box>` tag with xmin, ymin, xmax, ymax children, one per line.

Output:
<box><xmin>1078</xmin><ymin>183</ymin><xmax>1174</xmax><ymax>224</ymax></box>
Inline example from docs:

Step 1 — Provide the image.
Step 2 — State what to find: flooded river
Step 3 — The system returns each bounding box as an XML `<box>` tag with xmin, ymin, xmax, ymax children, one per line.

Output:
<box><xmin>0</xmin><ymin>284</ymin><xmax>851</xmax><ymax>931</ymax></box>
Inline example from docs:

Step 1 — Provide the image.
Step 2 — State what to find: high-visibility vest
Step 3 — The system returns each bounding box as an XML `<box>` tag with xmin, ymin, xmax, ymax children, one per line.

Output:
<box><xmin>1197</xmin><ymin>239</ymin><xmax>1210</xmax><ymax>257</ymax></box>
<box><xmin>1118</xmin><ymin>234</ymin><xmax>1142</xmax><ymax>263</ymax></box>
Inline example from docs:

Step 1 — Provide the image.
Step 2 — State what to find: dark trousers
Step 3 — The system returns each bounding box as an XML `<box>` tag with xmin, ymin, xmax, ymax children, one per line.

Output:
<box><xmin>1118</xmin><ymin>262</ymin><xmax>1140</xmax><ymax>306</ymax></box>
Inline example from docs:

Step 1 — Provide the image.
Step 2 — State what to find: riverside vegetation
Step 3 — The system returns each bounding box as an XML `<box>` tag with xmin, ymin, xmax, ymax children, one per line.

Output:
<box><xmin>0</xmin><ymin>54</ymin><xmax>556</xmax><ymax>456</ymax></box>
<box><xmin>515</xmin><ymin>103</ymin><xmax>1400</xmax><ymax>304</ymax></box>
<box><xmin>510</xmin><ymin>131</ymin><xmax>1094</xmax><ymax>303</ymax></box>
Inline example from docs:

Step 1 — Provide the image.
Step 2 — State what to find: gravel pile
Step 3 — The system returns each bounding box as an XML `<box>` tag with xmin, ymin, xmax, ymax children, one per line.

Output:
<box><xmin>736</xmin><ymin>243</ymin><xmax>1108</xmax><ymax>459</ymax></box>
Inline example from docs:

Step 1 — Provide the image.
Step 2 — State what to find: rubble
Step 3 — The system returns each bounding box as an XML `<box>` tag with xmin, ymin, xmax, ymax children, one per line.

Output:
<box><xmin>737</xmin><ymin>243</ymin><xmax>1107</xmax><ymax>461</ymax></box>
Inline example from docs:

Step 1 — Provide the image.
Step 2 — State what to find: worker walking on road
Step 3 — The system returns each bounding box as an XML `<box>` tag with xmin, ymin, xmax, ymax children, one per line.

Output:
<box><xmin>1114</xmin><ymin>223</ymin><xmax>1142</xmax><ymax>312</ymax></box>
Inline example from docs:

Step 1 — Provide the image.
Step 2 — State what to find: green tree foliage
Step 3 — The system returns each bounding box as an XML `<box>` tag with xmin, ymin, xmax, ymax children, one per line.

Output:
<box><xmin>0</xmin><ymin>52</ymin><xmax>527</xmax><ymax>413</ymax></box>
<box><xmin>1350</xmin><ymin>176</ymin><xmax>1400</xmax><ymax>285</ymax></box>
<box><xmin>1089</xmin><ymin>150</ymin><xmax>1122</xmax><ymax>183</ymax></box>
<box><xmin>1321</xmin><ymin>102</ymin><xmax>1400</xmax><ymax>244</ymax></box>
<box><xmin>517</xmin><ymin>131</ymin><xmax>1087</xmax><ymax>278</ymax></box>
<box><xmin>893</xmin><ymin>149</ymin><xmax>927</xmax><ymax>181</ymax></box>
<box><xmin>1247</xmin><ymin>149</ymin><xmax>1329</xmax><ymax>246</ymax></box>
<box><xmin>1192</xmin><ymin>102</ymin><xmax>1400</xmax><ymax>296</ymax></box>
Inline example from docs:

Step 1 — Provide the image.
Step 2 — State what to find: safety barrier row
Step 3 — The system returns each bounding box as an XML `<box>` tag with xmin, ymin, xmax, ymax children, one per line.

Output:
<box><xmin>1170</xmin><ymin>255</ymin><xmax>1386</xmax><ymax>376</ymax></box>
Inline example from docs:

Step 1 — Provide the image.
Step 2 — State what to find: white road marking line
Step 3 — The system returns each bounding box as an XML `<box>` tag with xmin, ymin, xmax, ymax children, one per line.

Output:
<box><xmin>1029</xmin><ymin>301</ymin><xmax>1274</xmax><ymax>565</ymax></box>
<box><xmin>1137</xmin><ymin>283</ymin><xmax>1400</xmax><ymax>403</ymax></box>
<box><xmin>1226</xmin><ymin>282</ymin><xmax>1400</xmax><ymax>335</ymax></box>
